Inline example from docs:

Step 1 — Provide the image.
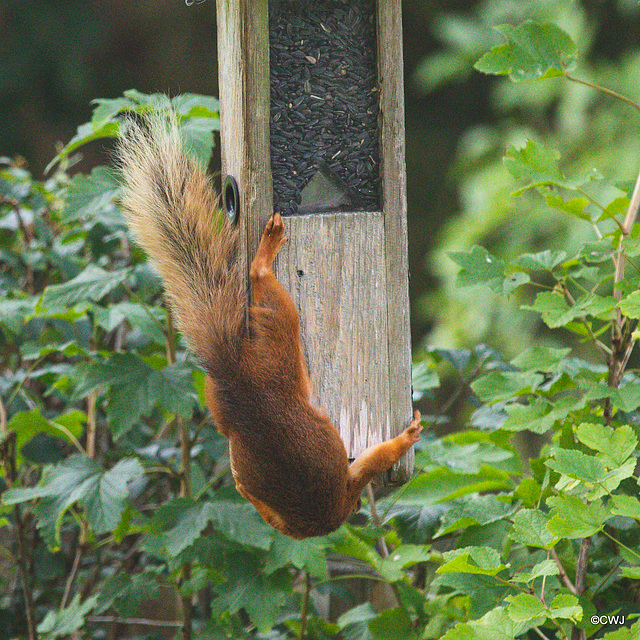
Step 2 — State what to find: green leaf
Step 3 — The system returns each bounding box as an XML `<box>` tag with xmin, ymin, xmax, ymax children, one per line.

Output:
<box><xmin>471</xmin><ymin>370</ymin><xmax>544</xmax><ymax>403</ymax></box>
<box><xmin>545</xmin><ymin>194</ymin><xmax>590</xmax><ymax>220</ymax></box>
<box><xmin>610</xmin><ymin>495</ymin><xmax>640</xmax><ymax>519</ymax></box>
<box><xmin>545</xmin><ymin>448</ymin><xmax>608</xmax><ymax>483</ymax></box>
<box><xmin>41</xmin><ymin>265</ymin><xmax>130</xmax><ymax>307</ymax></box>
<box><xmin>547</xmin><ymin>594</ymin><xmax>582</xmax><ymax>620</ymax></box>
<box><xmin>37</xmin><ymin>594</ymin><xmax>97</xmax><ymax>640</ymax></box>
<box><xmin>95</xmin><ymin>572</ymin><xmax>159</xmax><ymax>617</ymax></box>
<box><xmin>399</xmin><ymin>466</ymin><xmax>511</xmax><ymax>505</ymax></box>
<box><xmin>441</xmin><ymin>605</ymin><xmax>529</xmax><ymax>640</ymax></box>
<box><xmin>264</xmin><ymin>533</ymin><xmax>328</xmax><ymax>578</ymax></box>
<box><xmin>522</xmin><ymin>291</ymin><xmax>576</xmax><ymax>328</ymax></box>
<box><xmin>8</xmin><ymin>409</ymin><xmax>84</xmax><ymax>454</ymax></box>
<box><xmin>436</xmin><ymin>495</ymin><xmax>518</xmax><ymax>536</ymax></box>
<box><xmin>449</xmin><ymin>246</ymin><xmax>505</xmax><ymax>293</ymax></box>
<box><xmin>510</xmin><ymin>509</ymin><xmax>558</xmax><ymax>549</ymax></box>
<box><xmin>512</xmin><ymin>559</ymin><xmax>559</xmax><ymax>583</ymax></box>
<box><xmin>515</xmin><ymin>250</ymin><xmax>567</xmax><ymax>271</ymax></box>
<box><xmin>73</xmin><ymin>354</ymin><xmax>197</xmax><ymax>438</ymax></box>
<box><xmin>338</xmin><ymin>604</ymin><xmax>378</xmax><ymax>627</ymax></box>
<box><xmin>504</xmin><ymin>396</ymin><xmax>586</xmax><ymax>435</ymax></box>
<box><xmin>378</xmin><ymin>544</ymin><xmax>432</xmax><ymax>582</ymax></box>
<box><xmin>210</xmin><ymin>553</ymin><xmax>290</xmax><ymax>634</ymax></box>
<box><xmin>368</xmin><ymin>607</ymin><xmax>418</xmax><ymax>640</ymax></box>
<box><xmin>3</xmin><ymin>455</ymin><xmax>144</xmax><ymax>544</ymax></box>
<box><xmin>474</xmin><ymin>21</ymin><xmax>577</xmax><ymax>81</ymax></box>
<box><xmin>47</xmin><ymin>120</ymin><xmax>120</xmax><ymax>173</ymax></box>
<box><xmin>504</xmin><ymin>139</ymin><xmax>566</xmax><ymax>194</ymax></box>
<box><xmin>505</xmin><ymin>593</ymin><xmax>546</xmax><ymax>622</ymax></box>
<box><xmin>547</xmin><ymin>494</ymin><xmax>609</xmax><ymax>539</ymax></box>
<box><xmin>575</xmin><ymin>423</ymin><xmax>637</xmax><ymax>467</ymax></box>
<box><xmin>93</xmin><ymin>302</ymin><xmax>166</xmax><ymax>343</ymax></box>
<box><xmin>63</xmin><ymin>166</ymin><xmax>120</xmax><ymax>221</ymax></box>
<box><xmin>146</xmin><ymin>496</ymin><xmax>273</xmax><ymax>557</ymax></box>
<box><xmin>437</xmin><ymin>546</ymin><xmax>506</xmax><ymax>576</ymax></box>
<box><xmin>618</xmin><ymin>290</ymin><xmax>640</xmax><ymax>319</ymax></box>
<box><xmin>0</xmin><ymin>296</ymin><xmax>38</xmax><ymax>333</ymax></box>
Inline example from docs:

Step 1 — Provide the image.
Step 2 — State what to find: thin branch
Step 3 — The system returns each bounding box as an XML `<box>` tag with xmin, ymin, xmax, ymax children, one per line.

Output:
<box><xmin>549</xmin><ymin>548</ymin><xmax>577</xmax><ymax>595</ymax></box>
<box><xmin>299</xmin><ymin>572</ymin><xmax>311</xmax><ymax>640</ymax></box>
<box><xmin>366</xmin><ymin>484</ymin><xmax>405</xmax><ymax>610</ymax></box>
<box><xmin>1</xmin><ymin>432</ymin><xmax>37</xmax><ymax>640</ymax></box>
<box><xmin>86</xmin><ymin>616</ymin><xmax>181</xmax><ymax>628</ymax></box>
<box><xmin>564</xmin><ymin>73</ymin><xmax>640</xmax><ymax>115</ymax></box>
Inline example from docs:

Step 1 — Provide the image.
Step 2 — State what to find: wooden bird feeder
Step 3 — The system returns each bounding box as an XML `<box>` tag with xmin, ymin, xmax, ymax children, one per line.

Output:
<box><xmin>215</xmin><ymin>0</ymin><xmax>413</xmax><ymax>481</ymax></box>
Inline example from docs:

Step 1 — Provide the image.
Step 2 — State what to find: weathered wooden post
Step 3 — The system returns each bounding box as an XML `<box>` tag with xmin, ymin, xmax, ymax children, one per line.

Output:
<box><xmin>215</xmin><ymin>0</ymin><xmax>413</xmax><ymax>481</ymax></box>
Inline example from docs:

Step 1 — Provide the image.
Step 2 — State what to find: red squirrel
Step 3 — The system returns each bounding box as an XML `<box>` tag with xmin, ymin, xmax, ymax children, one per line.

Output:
<box><xmin>117</xmin><ymin>115</ymin><xmax>422</xmax><ymax>539</ymax></box>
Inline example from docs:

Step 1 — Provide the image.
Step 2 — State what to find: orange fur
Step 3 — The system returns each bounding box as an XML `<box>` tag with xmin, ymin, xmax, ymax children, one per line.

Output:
<box><xmin>117</xmin><ymin>115</ymin><xmax>422</xmax><ymax>539</ymax></box>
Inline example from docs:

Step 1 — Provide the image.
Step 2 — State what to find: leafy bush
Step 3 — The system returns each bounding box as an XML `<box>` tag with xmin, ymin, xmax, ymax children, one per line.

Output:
<box><xmin>1</xmin><ymin>21</ymin><xmax>639</xmax><ymax>640</ymax></box>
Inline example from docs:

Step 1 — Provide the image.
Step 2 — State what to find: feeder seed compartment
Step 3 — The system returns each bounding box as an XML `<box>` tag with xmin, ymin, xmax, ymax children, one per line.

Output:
<box><xmin>269</xmin><ymin>0</ymin><xmax>380</xmax><ymax>216</ymax></box>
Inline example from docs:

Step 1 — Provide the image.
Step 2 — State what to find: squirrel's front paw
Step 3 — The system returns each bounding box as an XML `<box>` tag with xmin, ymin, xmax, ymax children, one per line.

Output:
<box><xmin>403</xmin><ymin>410</ymin><xmax>423</xmax><ymax>444</ymax></box>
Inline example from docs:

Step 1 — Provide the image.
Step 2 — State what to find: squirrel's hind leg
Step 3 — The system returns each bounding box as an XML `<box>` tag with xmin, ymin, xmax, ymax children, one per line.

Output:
<box><xmin>247</xmin><ymin>213</ymin><xmax>313</xmax><ymax>399</ymax></box>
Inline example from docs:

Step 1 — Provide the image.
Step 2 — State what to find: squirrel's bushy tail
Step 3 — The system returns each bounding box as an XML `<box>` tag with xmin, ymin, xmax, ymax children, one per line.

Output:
<box><xmin>117</xmin><ymin>115</ymin><xmax>245</xmax><ymax>372</ymax></box>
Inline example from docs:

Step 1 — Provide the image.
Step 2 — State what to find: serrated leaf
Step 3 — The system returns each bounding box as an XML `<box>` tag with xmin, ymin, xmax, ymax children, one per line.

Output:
<box><xmin>146</xmin><ymin>496</ymin><xmax>273</xmax><ymax>557</ymax></box>
<box><xmin>515</xmin><ymin>250</ymin><xmax>567</xmax><ymax>271</ymax></box>
<box><xmin>95</xmin><ymin>572</ymin><xmax>159</xmax><ymax>617</ymax></box>
<box><xmin>475</xmin><ymin>21</ymin><xmax>577</xmax><ymax>81</ymax></box>
<box><xmin>548</xmin><ymin>594</ymin><xmax>582</xmax><ymax>620</ymax></box>
<box><xmin>471</xmin><ymin>370</ymin><xmax>544</xmax><ymax>403</ymax></box>
<box><xmin>449</xmin><ymin>246</ymin><xmax>505</xmax><ymax>293</ymax></box>
<box><xmin>8</xmin><ymin>409</ymin><xmax>84</xmax><ymax>455</ymax></box>
<box><xmin>378</xmin><ymin>544</ymin><xmax>432</xmax><ymax>582</ymax></box>
<box><xmin>545</xmin><ymin>194</ymin><xmax>590</xmax><ymax>220</ymax></box>
<box><xmin>512</xmin><ymin>559</ymin><xmax>559</xmax><ymax>583</ymax></box>
<box><xmin>511</xmin><ymin>345</ymin><xmax>571</xmax><ymax>372</ymax></box>
<box><xmin>93</xmin><ymin>302</ymin><xmax>166</xmax><ymax>343</ymax></box>
<box><xmin>618</xmin><ymin>290</ymin><xmax>640</xmax><ymax>320</ymax></box>
<box><xmin>73</xmin><ymin>354</ymin><xmax>197</xmax><ymax>438</ymax></box>
<box><xmin>264</xmin><ymin>533</ymin><xmax>328</xmax><ymax>578</ymax></box>
<box><xmin>506</xmin><ymin>593</ymin><xmax>546</xmax><ymax>622</ymax></box>
<box><xmin>547</xmin><ymin>494</ymin><xmax>609</xmax><ymax>538</ymax></box>
<box><xmin>436</xmin><ymin>495</ymin><xmax>518</xmax><ymax>536</ymax></box>
<box><xmin>437</xmin><ymin>546</ymin><xmax>505</xmax><ymax>576</ymax></box>
<box><xmin>41</xmin><ymin>265</ymin><xmax>130</xmax><ymax>307</ymax></box>
<box><xmin>210</xmin><ymin>552</ymin><xmax>290</xmax><ymax>634</ymax></box>
<box><xmin>575</xmin><ymin>423</ymin><xmax>637</xmax><ymax>467</ymax></box>
<box><xmin>64</xmin><ymin>166</ymin><xmax>120</xmax><ymax>221</ymax></box>
<box><xmin>504</xmin><ymin>139</ymin><xmax>567</xmax><ymax>195</ymax></box>
<box><xmin>3</xmin><ymin>455</ymin><xmax>144</xmax><ymax>544</ymax></box>
<box><xmin>599</xmin><ymin>195</ymin><xmax>630</xmax><ymax>222</ymax></box>
<box><xmin>368</xmin><ymin>607</ymin><xmax>418</xmax><ymax>640</ymax></box>
<box><xmin>441</xmin><ymin>606</ymin><xmax>529</xmax><ymax>640</ymax></box>
<box><xmin>611</xmin><ymin>495</ymin><xmax>640</xmax><ymax>519</ymax></box>
<box><xmin>511</xmin><ymin>509</ymin><xmax>558</xmax><ymax>549</ymax></box>
<box><xmin>546</xmin><ymin>448</ymin><xmax>607</xmax><ymax>483</ymax></box>
<box><xmin>523</xmin><ymin>291</ymin><xmax>576</xmax><ymax>328</ymax></box>
<box><xmin>37</xmin><ymin>594</ymin><xmax>97</xmax><ymax>640</ymax></box>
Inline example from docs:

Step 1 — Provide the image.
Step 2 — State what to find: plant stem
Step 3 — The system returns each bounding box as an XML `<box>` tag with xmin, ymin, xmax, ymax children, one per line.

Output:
<box><xmin>569</xmin><ymin>537</ymin><xmax>591</xmax><ymax>640</ymax></box>
<box><xmin>549</xmin><ymin>548</ymin><xmax>577</xmax><ymax>595</ymax></box>
<box><xmin>165</xmin><ymin>305</ymin><xmax>193</xmax><ymax>640</ymax></box>
<box><xmin>86</xmin><ymin>616</ymin><xmax>181</xmax><ymax>628</ymax></box>
<box><xmin>564</xmin><ymin>73</ymin><xmax>640</xmax><ymax>115</ymax></box>
<box><xmin>1</xmin><ymin>432</ymin><xmax>37</xmax><ymax>640</ymax></box>
<box><xmin>299</xmin><ymin>572</ymin><xmax>311</xmax><ymax>640</ymax></box>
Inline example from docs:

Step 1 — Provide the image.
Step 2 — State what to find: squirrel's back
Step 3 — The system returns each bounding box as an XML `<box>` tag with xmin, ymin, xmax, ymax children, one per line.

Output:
<box><xmin>116</xmin><ymin>116</ymin><xmax>245</xmax><ymax>374</ymax></box>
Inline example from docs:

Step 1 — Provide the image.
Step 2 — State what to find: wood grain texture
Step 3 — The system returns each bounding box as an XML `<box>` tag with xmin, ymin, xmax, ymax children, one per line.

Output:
<box><xmin>274</xmin><ymin>212</ymin><xmax>392</xmax><ymax>459</ymax></box>
<box><xmin>377</xmin><ymin>0</ymin><xmax>413</xmax><ymax>481</ymax></box>
<box><xmin>215</xmin><ymin>0</ymin><xmax>413</xmax><ymax>482</ymax></box>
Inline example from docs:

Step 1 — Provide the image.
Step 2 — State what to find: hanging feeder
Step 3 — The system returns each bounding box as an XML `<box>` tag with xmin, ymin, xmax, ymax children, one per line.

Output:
<box><xmin>216</xmin><ymin>0</ymin><xmax>413</xmax><ymax>481</ymax></box>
